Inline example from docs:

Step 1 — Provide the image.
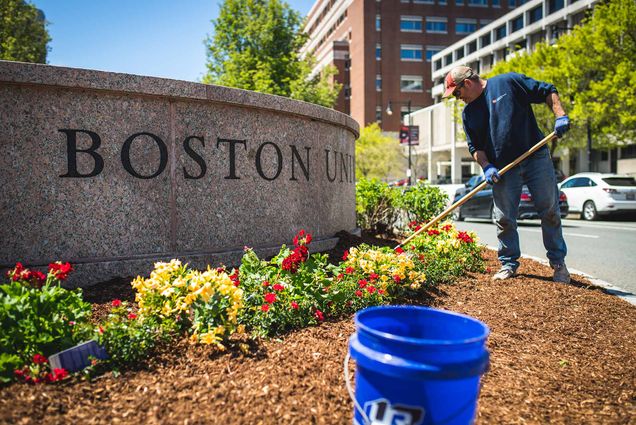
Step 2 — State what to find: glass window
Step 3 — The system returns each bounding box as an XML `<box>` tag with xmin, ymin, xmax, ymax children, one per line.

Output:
<box><xmin>508</xmin><ymin>0</ymin><xmax>515</xmax><ymax>7</ymax></box>
<box><xmin>548</xmin><ymin>0</ymin><xmax>564</xmax><ymax>13</ymax></box>
<box><xmin>456</xmin><ymin>18</ymin><xmax>477</xmax><ymax>34</ymax></box>
<box><xmin>376</xmin><ymin>43</ymin><xmax>382</xmax><ymax>60</ymax></box>
<box><xmin>376</xmin><ymin>15</ymin><xmax>381</xmax><ymax>31</ymax></box>
<box><xmin>414</xmin><ymin>0</ymin><xmax>434</xmax><ymax>3</ymax></box>
<box><xmin>468</xmin><ymin>0</ymin><xmax>487</xmax><ymax>5</ymax></box>
<box><xmin>481</xmin><ymin>33</ymin><xmax>491</xmax><ymax>46</ymax></box>
<box><xmin>400</xmin><ymin>75</ymin><xmax>423</xmax><ymax>92</ymax></box>
<box><xmin>426</xmin><ymin>46</ymin><xmax>444</xmax><ymax>61</ymax></box>
<box><xmin>376</xmin><ymin>75</ymin><xmax>382</xmax><ymax>91</ymax></box>
<box><xmin>438</xmin><ymin>0</ymin><xmax>447</xmax><ymax>4</ymax></box>
<box><xmin>401</xmin><ymin>44</ymin><xmax>423</xmax><ymax>61</ymax></box>
<box><xmin>444</xmin><ymin>53</ymin><xmax>452</xmax><ymax>65</ymax></box>
<box><xmin>468</xmin><ymin>40</ymin><xmax>477</xmax><ymax>53</ymax></box>
<box><xmin>603</xmin><ymin>177</ymin><xmax>636</xmax><ymax>186</ymax></box>
<box><xmin>400</xmin><ymin>16</ymin><xmax>423</xmax><ymax>32</ymax></box>
<box><xmin>495</xmin><ymin>24</ymin><xmax>507</xmax><ymax>40</ymax></box>
<box><xmin>492</xmin><ymin>0</ymin><xmax>500</xmax><ymax>6</ymax></box>
<box><xmin>375</xmin><ymin>106</ymin><xmax>382</xmax><ymax>123</ymax></box>
<box><xmin>426</xmin><ymin>17</ymin><xmax>448</xmax><ymax>33</ymax></box>
<box><xmin>455</xmin><ymin>47</ymin><xmax>464</xmax><ymax>59</ymax></box>
<box><xmin>456</xmin><ymin>0</ymin><xmax>464</xmax><ymax>5</ymax></box>
<box><xmin>511</xmin><ymin>15</ymin><xmax>524</xmax><ymax>32</ymax></box>
<box><xmin>529</xmin><ymin>6</ymin><xmax>542</xmax><ymax>23</ymax></box>
<box><xmin>434</xmin><ymin>58</ymin><xmax>442</xmax><ymax>70</ymax></box>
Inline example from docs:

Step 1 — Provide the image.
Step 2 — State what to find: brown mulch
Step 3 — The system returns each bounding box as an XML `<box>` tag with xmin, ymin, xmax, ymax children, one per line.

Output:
<box><xmin>1</xmin><ymin>232</ymin><xmax>635</xmax><ymax>424</ymax></box>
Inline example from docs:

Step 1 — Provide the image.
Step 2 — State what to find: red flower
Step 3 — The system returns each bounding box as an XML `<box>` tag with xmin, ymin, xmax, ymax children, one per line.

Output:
<box><xmin>305</xmin><ymin>233</ymin><xmax>312</xmax><ymax>244</ymax></box>
<box><xmin>32</xmin><ymin>354</ymin><xmax>47</xmax><ymax>364</ymax></box>
<box><xmin>378</xmin><ymin>289</ymin><xmax>386</xmax><ymax>295</ymax></box>
<box><xmin>261</xmin><ymin>304</ymin><xmax>270</xmax><ymax>312</ymax></box>
<box><xmin>273</xmin><ymin>283</ymin><xmax>284</xmax><ymax>291</ymax></box>
<box><xmin>14</xmin><ymin>369</ymin><xmax>25</xmax><ymax>377</ymax></box>
<box><xmin>345</xmin><ymin>267</ymin><xmax>355</xmax><ymax>274</ymax></box>
<box><xmin>68</xmin><ymin>320</ymin><xmax>76</xmax><ymax>326</ymax></box>
<box><xmin>367</xmin><ymin>286</ymin><xmax>376</xmax><ymax>293</ymax></box>
<box><xmin>355</xmin><ymin>290</ymin><xmax>363</xmax><ymax>297</ymax></box>
<box><xmin>392</xmin><ymin>275</ymin><xmax>402</xmax><ymax>283</ymax></box>
<box><xmin>418</xmin><ymin>254</ymin><xmax>426</xmax><ymax>261</ymax></box>
<box><xmin>290</xmin><ymin>301</ymin><xmax>299</xmax><ymax>310</ymax></box>
<box><xmin>127</xmin><ymin>313</ymin><xmax>137</xmax><ymax>320</ymax></box>
<box><xmin>410</xmin><ymin>245</ymin><xmax>416</xmax><ymax>250</ymax></box>
<box><xmin>342</xmin><ymin>250</ymin><xmax>349</xmax><ymax>261</ymax></box>
<box><xmin>314</xmin><ymin>309</ymin><xmax>324</xmax><ymax>321</ymax></box>
<box><xmin>98</xmin><ymin>326</ymin><xmax>104</xmax><ymax>334</ymax></box>
<box><xmin>229</xmin><ymin>270</ymin><xmax>240</xmax><ymax>287</ymax></box>
<box><xmin>111</xmin><ymin>299</ymin><xmax>122</xmax><ymax>307</ymax></box>
<box><xmin>457</xmin><ymin>231</ymin><xmax>474</xmax><ymax>244</ymax></box>
<box><xmin>427</xmin><ymin>229</ymin><xmax>440</xmax><ymax>236</ymax></box>
<box><xmin>414</xmin><ymin>225</ymin><xmax>422</xmax><ymax>232</ymax></box>
<box><xmin>292</xmin><ymin>229</ymin><xmax>312</xmax><ymax>247</ymax></box>
<box><xmin>395</xmin><ymin>247</ymin><xmax>405</xmax><ymax>254</ymax></box>
<box><xmin>337</xmin><ymin>273</ymin><xmax>344</xmax><ymax>280</ymax></box>
<box><xmin>216</xmin><ymin>267</ymin><xmax>225</xmax><ymax>273</ymax></box>
<box><xmin>48</xmin><ymin>261</ymin><xmax>73</xmax><ymax>280</ymax></box>
<box><xmin>442</xmin><ymin>224</ymin><xmax>453</xmax><ymax>232</ymax></box>
<box><xmin>369</xmin><ymin>273</ymin><xmax>379</xmax><ymax>281</ymax></box>
<box><xmin>262</xmin><ymin>280</ymin><xmax>270</xmax><ymax>287</ymax></box>
<box><xmin>408</xmin><ymin>220</ymin><xmax>418</xmax><ymax>230</ymax></box>
<box><xmin>46</xmin><ymin>368</ymin><xmax>68</xmax><ymax>383</ymax></box>
<box><xmin>8</xmin><ymin>262</ymin><xmax>25</xmax><ymax>280</ymax></box>
<box><xmin>358</xmin><ymin>279</ymin><xmax>368</xmax><ymax>288</ymax></box>
<box><xmin>264</xmin><ymin>292</ymin><xmax>277</xmax><ymax>304</ymax></box>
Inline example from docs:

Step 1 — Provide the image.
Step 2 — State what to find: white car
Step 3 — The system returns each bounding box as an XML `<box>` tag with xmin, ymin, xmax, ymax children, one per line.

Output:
<box><xmin>558</xmin><ymin>173</ymin><xmax>636</xmax><ymax>220</ymax></box>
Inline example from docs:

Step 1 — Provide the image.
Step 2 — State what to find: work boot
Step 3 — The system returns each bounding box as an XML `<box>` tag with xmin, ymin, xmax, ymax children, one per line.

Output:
<box><xmin>552</xmin><ymin>263</ymin><xmax>571</xmax><ymax>284</ymax></box>
<box><xmin>492</xmin><ymin>267</ymin><xmax>515</xmax><ymax>281</ymax></box>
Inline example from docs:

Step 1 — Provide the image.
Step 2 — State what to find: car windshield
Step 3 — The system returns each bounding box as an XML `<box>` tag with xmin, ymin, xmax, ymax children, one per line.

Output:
<box><xmin>602</xmin><ymin>177</ymin><xmax>636</xmax><ymax>187</ymax></box>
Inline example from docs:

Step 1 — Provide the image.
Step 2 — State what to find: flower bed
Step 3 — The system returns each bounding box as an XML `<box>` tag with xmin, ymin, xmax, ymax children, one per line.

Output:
<box><xmin>1</xmin><ymin>223</ymin><xmax>481</xmax><ymax>384</ymax></box>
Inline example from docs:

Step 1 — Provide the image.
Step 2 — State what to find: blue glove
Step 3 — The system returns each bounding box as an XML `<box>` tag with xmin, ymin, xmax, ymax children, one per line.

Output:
<box><xmin>555</xmin><ymin>115</ymin><xmax>570</xmax><ymax>137</ymax></box>
<box><xmin>483</xmin><ymin>164</ymin><xmax>500</xmax><ymax>185</ymax></box>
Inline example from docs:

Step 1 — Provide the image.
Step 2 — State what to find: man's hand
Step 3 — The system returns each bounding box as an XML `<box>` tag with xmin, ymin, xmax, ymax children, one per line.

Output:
<box><xmin>483</xmin><ymin>164</ymin><xmax>500</xmax><ymax>185</ymax></box>
<box><xmin>555</xmin><ymin>115</ymin><xmax>570</xmax><ymax>138</ymax></box>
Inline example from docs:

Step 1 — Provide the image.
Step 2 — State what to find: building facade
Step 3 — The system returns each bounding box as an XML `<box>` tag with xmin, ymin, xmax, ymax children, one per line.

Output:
<box><xmin>301</xmin><ymin>0</ymin><xmax>512</xmax><ymax>131</ymax></box>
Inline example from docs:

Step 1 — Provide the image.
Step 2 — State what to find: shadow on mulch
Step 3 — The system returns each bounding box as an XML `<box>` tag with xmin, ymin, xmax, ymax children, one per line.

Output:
<box><xmin>1</xmin><ymin>231</ymin><xmax>634</xmax><ymax>424</ymax></box>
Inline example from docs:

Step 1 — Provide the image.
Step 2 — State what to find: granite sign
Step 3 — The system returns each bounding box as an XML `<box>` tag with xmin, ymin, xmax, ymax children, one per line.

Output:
<box><xmin>0</xmin><ymin>61</ymin><xmax>359</xmax><ymax>287</ymax></box>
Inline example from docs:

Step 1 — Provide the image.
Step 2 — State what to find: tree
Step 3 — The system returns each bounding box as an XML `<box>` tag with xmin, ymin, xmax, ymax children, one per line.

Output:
<box><xmin>0</xmin><ymin>0</ymin><xmax>50</xmax><ymax>63</ymax></box>
<box><xmin>203</xmin><ymin>0</ymin><xmax>340</xmax><ymax>108</ymax></box>
<box><xmin>355</xmin><ymin>123</ymin><xmax>404</xmax><ymax>181</ymax></box>
<box><xmin>487</xmin><ymin>0</ymin><xmax>636</xmax><ymax>152</ymax></box>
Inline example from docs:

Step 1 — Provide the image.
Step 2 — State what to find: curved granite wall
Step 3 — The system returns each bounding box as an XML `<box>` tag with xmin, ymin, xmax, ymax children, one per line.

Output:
<box><xmin>0</xmin><ymin>60</ymin><xmax>359</xmax><ymax>287</ymax></box>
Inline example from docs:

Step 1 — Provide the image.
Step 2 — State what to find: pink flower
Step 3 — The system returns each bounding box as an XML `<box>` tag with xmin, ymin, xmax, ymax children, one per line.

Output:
<box><xmin>261</xmin><ymin>304</ymin><xmax>270</xmax><ymax>312</ymax></box>
<box><xmin>264</xmin><ymin>292</ymin><xmax>277</xmax><ymax>304</ymax></box>
<box><xmin>393</xmin><ymin>275</ymin><xmax>401</xmax><ymax>283</ymax></box>
<box><xmin>111</xmin><ymin>299</ymin><xmax>122</xmax><ymax>307</ymax></box>
<box><xmin>68</xmin><ymin>321</ymin><xmax>76</xmax><ymax>326</ymax></box>
<box><xmin>290</xmin><ymin>301</ymin><xmax>299</xmax><ymax>310</ymax></box>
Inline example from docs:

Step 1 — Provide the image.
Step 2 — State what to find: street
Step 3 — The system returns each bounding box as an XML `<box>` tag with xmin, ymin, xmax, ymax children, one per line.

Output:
<box><xmin>454</xmin><ymin>216</ymin><xmax>636</xmax><ymax>295</ymax></box>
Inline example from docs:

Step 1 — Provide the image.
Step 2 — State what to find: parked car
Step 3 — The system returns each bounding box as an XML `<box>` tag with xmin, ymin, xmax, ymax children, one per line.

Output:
<box><xmin>558</xmin><ymin>173</ymin><xmax>636</xmax><ymax>220</ymax></box>
<box><xmin>452</xmin><ymin>175</ymin><xmax>569</xmax><ymax>222</ymax></box>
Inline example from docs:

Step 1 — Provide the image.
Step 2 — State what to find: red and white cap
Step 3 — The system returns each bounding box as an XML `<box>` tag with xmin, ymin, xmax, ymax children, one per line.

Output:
<box><xmin>442</xmin><ymin>66</ymin><xmax>474</xmax><ymax>98</ymax></box>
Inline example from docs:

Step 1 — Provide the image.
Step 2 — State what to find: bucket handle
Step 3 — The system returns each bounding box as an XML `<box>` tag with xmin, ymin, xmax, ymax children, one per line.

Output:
<box><xmin>344</xmin><ymin>352</ymin><xmax>371</xmax><ymax>425</ymax></box>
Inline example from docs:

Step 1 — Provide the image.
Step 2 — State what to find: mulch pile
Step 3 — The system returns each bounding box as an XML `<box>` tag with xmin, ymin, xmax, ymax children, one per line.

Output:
<box><xmin>1</xmin><ymin>232</ymin><xmax>634</xmax><ymax>424</ymax></box>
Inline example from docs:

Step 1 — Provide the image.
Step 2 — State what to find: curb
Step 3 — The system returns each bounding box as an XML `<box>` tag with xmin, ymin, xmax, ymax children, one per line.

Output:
<box><xmin>486</xmin><ymin>245</ymin><xmax>636</xmax><ymax>307</ymax></box>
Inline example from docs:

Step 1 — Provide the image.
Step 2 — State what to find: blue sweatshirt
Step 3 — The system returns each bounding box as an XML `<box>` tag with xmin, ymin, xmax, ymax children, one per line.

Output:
<box><xmin>462</xmin><ymin>72</ymin><xmax>557</xmax><ymax>168</ymax></box>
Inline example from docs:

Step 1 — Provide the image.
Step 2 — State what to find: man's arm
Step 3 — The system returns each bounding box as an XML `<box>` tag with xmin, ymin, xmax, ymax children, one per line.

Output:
<box><xmin>546</xmin><ymin>92</ymin><xmax>570</xmax><ymax>137</ymax></box>
<box><xmin>546</xmin><ymin>92</ymin><xmax>567</xmax><ymax>117</ymax></box>
<box><xmin>472</xmin><ymin>150</ymin><xmax>490</xmax><ymax>169</ymax></box>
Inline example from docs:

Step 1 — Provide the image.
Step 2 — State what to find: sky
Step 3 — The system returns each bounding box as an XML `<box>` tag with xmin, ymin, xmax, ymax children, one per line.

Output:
<box><xmin>30</xmin><ymin>0</ymin><xmax>314</xmax><ymax>83</ymax></box>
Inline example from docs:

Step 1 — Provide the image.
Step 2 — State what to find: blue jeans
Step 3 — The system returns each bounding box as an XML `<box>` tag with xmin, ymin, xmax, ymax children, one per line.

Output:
<box><xmin>492</xmin><ymin>146</ymin><xmax>567</xmax><ymax>272</ymax></box>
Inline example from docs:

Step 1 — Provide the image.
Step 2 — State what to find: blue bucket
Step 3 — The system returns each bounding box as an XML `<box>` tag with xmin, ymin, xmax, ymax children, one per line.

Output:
<box><xmin>347</xmin><ymin>306</ymin><xmax>490</xmax><ymax>425</ymax></box>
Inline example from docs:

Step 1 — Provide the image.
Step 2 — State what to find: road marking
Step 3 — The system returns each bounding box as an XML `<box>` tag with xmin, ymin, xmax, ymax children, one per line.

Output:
<box><xmin>519</xmin><ymin>228</ymin><xmax>599</xmax><ymax>238</ymax></box>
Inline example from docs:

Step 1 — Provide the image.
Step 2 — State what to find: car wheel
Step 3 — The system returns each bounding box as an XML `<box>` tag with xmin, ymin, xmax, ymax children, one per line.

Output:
<box><xmin>582</xmin><ymin>201</ymin><xmax>598</xmax><ymax>221</ymax></box>
<box><xmin>452</xmin><ymin>207</ymin><xmax>464</xmax><ymax>221</ymax></box>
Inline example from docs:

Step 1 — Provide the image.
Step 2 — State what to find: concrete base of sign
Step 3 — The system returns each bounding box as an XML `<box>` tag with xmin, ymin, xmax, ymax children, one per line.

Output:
<box><xmin>0</xmin><ymin>61</ymin><xmax>359</xmax><ymax>287</ymax></box>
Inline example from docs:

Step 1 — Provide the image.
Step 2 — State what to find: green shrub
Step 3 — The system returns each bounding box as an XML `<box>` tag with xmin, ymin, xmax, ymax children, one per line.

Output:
<box><xmin>355</xmin><ymin>178</ymin><xmax>398</xmax><ymax>233</ymax></box>
<box><xmin>394</xmin><ymin>182</ymin><xmax>448</xmax><ymax>223</ymax></box>
<box><xmin>238</xmin><ymin>231</ymin><xmax>334</xmax><ymax>337</ymax></box>
<box><xmin>0</xmin><ymin>263</ymin><xmax>93</xmax><ymax>383</ymax></box>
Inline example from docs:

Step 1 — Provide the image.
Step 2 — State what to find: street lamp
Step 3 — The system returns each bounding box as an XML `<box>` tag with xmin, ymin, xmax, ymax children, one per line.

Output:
<box><xmin>386</xmin><ymin>100</ymin><xmax>413</xmax><ymax>185</ymax></box>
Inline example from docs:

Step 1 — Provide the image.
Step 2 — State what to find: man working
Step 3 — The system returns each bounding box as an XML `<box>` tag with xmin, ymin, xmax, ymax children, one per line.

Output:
<box><xmin>443</xmin><ymin>66</ymin><xmax>571</xmax><ymax>283</ymax></box>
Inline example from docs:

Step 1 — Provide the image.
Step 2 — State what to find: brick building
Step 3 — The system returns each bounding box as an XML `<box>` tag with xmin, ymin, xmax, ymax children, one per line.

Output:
<box><xmin>301</xmin><ymin>0</ymin><xmax>512</xmax><ymax>131</ymax></box>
